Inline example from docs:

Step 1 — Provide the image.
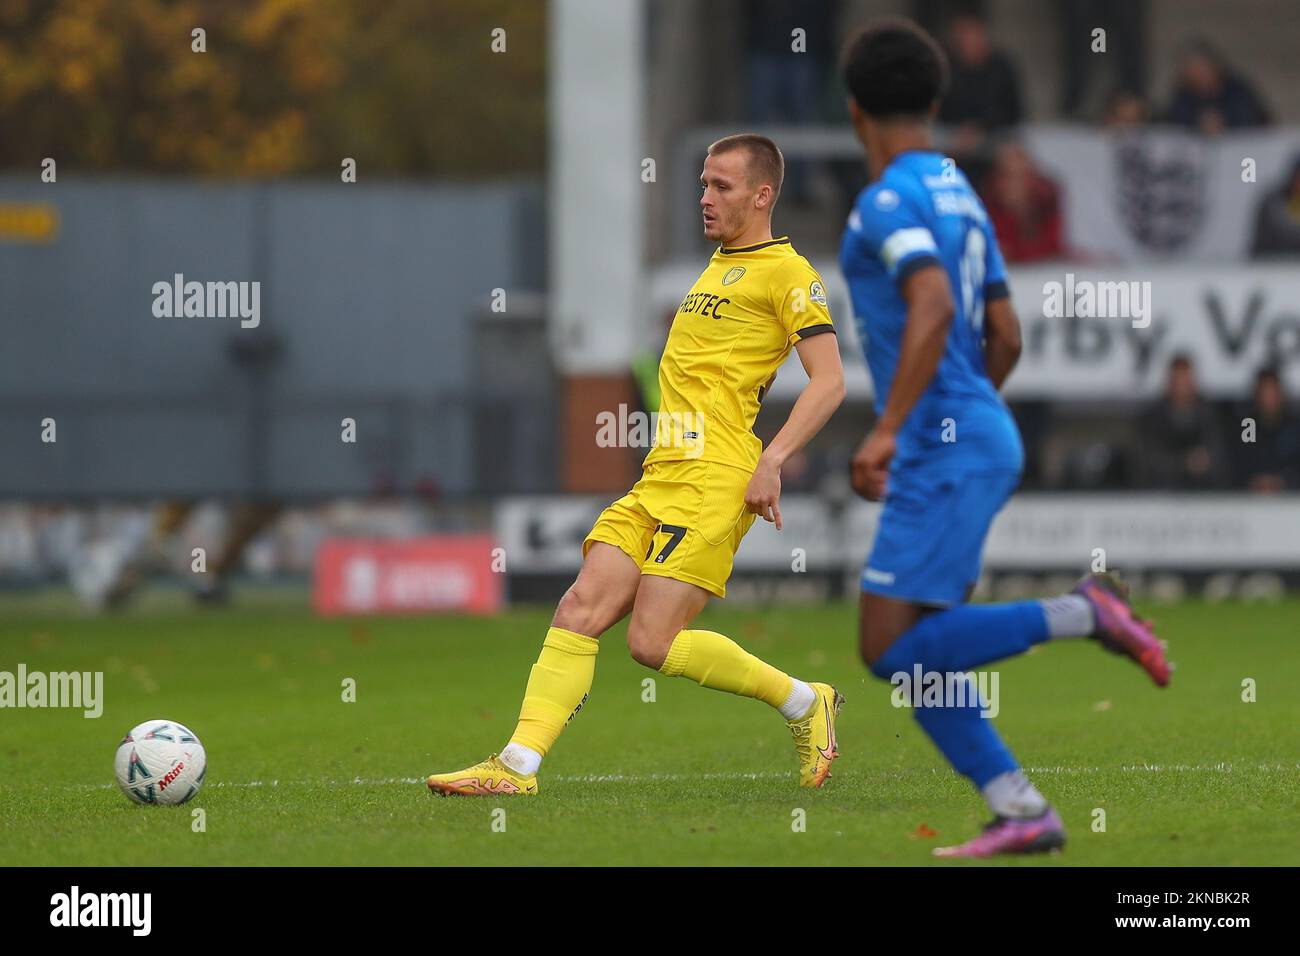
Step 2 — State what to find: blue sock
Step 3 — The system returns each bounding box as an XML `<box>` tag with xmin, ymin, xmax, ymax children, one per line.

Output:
<box><xmin>913</xmin><ymin>685</ymin><xmax>1017</xmax><ymax>787</ymax></box>
<box><xmin>869</xmin><ymin>601</ymin><xmax>1050</xmax><ymax>789</ymax></box>
<box><xmin>869</xmin><ymin>601</ymin><xmax>1049</xmax><ymax>678</ymax></box>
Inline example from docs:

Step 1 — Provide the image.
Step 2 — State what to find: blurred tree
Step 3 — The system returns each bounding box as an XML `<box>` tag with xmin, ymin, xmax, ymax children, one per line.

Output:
<box><xmin>0</xmin><ymin>0</ymin><xmax>545</xmax><ymax>177</ymax></box>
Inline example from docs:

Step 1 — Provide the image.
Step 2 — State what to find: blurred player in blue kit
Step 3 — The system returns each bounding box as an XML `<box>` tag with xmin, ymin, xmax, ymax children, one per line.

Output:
<box><xmin>839</xmin><ymin>19</ymin><xmax>1171</xmax><ymax>858</ymax></box>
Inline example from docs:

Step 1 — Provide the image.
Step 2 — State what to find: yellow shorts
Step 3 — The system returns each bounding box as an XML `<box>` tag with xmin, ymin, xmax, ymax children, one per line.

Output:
<box><xmin>583</xmin><ymin>459</ymin><xmax>757</xmax><ymax>599</ymax></box>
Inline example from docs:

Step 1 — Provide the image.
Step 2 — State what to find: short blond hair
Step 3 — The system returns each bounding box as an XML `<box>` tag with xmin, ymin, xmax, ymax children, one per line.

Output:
<box><xmin>707</xmin><ymin>133</ymin><xmax>784</xmax><ymax>205</ymax></box>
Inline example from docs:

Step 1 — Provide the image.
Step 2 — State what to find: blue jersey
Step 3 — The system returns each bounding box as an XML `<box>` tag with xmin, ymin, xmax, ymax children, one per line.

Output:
<box><xmin>840</xmin><ymin>150</ymin><xmax>1022</xmax><ymax>476</ymax></box>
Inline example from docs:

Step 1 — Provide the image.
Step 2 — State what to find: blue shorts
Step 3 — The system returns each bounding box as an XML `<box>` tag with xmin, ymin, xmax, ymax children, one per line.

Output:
<box><xmin>861</xmin><ymin>468</ymin><xmax>1021</xmax><ymax>607</ymax></box>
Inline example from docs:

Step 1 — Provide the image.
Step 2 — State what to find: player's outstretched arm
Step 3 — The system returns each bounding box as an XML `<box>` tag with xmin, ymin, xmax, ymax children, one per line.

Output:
<box><xmin>983</xmin><ymin>296</ymin><xmax>1022</xmax><ymax>391</ymax></box>
<box><xmin>850</xmin><ymin>263</ymin><xmax>953</xmax><ymax>500</ymax></box>
<box><xmin>745</xmin><ymin>332</ymin><xmax>845</xmax><ymax>530</ymax></box>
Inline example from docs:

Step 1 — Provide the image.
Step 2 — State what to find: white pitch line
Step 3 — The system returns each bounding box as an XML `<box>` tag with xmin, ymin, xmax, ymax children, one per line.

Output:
<box><xmin>33</xmin><ymin>762</ymin><xmax>1300</xmax><ymax>793</ymax></box>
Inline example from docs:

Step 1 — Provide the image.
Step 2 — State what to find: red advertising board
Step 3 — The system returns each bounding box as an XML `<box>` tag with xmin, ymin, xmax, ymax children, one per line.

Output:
<box><xmin>314</xmin><ymin>535</ymin><xmax>502</xmax><ymax>616</ymax></box>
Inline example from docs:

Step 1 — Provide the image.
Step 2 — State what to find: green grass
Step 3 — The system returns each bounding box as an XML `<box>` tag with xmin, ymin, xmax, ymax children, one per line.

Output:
<box><xmin>1</xmin><ymin>591</ymin><xmax>1296</xmax><ymax>866</ymax></box>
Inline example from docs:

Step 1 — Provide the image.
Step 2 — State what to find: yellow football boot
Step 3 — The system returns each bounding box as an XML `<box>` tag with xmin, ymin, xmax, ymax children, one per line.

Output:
<box><xmin>426</xmin><ymin>754</ymin><xmax>539</xmax><ymax>796</ymax></box>
<box><xmin>788</xmin><ymin>683</ymin><xmax>844</xmax><ymax>788</ymax></box>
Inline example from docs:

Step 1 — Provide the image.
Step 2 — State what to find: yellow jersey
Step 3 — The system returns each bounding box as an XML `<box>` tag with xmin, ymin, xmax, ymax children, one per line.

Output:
<box><xmin>644</xmin><ymin>236</ymin><xmax>834</xmax><ymax>472</ymax></box>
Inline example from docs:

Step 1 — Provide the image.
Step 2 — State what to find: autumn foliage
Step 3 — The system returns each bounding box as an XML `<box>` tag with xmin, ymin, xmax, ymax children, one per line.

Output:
<box><xmin>0</xmin><ymin>0</ymin><xmax>545</xmax><ymax>177</ymax></box>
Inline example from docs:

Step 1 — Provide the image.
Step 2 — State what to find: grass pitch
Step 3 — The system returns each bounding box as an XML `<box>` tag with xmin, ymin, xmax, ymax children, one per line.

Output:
<box><xmin>1</xmin><ymin>590</ymin><xmax>1296</xmax><ymax>866</ymax></box>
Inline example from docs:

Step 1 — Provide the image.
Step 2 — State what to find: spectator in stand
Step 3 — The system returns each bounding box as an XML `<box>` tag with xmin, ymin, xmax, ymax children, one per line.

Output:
<box><xmin>1102</xmin><ymin>89</ymin><xmax>1151</xmax><ymax>129</ymax></box>
<box><xmin>1135</xmin><ymin>354</ymin><xmax>1228</xmax><ymax>489</ymax></box>
<box><xmin>982</xmin><ymin>141</ymin><xmax>1065</xmax><ymax>262</ymax></box>
<box><xmin>1058</xmin><ymin>0</ymin><xmax>1149</xmax><ymax>119</ymax></box>
<box><xmin>1250</xmin><ymin>157</ymin><xmax>1300</xmax><ymax>258</ymax></box>
<box><xmin>743</xmin><ymin>0</ymin><xmax>838</xmax><ymax>203</ymax></box>
<box><xmin>937</xmin><ymin>12</ymin><xmax>1023</xmax><ymax>185</ymax></box>
<box><xmin>912</xmin><ymin>0</ymin><xmax>989</xmax><ymax>40</ymax></box>
<box><xmin>1233</xmin><ymin>366</ymin><xmax>1300</xmax><ymax>492</ymax></box>
<box><xmin>1164</xmin><ymin>38</ymin><xmax>1271</xmax><ymax>135</ymax></box>
<box><xmin>745</xmin><ymin>0</ymin><xmax>835</xmax><ymax>123</ymax></box>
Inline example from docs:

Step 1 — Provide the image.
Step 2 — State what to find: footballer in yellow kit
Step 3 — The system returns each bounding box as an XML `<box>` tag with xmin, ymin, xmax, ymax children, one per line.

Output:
<box><xmin>427</xmin><ymin>134</ymin><xmax>846</xmax><ymax>798</ymax></box>
<box><xmin>586</xmin><ymin>235</ymin><xmax>837</xmax><ymax>599</ymax></box>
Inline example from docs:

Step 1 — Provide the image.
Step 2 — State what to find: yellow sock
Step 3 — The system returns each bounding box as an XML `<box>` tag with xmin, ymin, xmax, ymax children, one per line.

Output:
<box><xmin>508</xmin><ymin>627</ymin><xmax>599</xmax><ymax>758</ymax></box>
<box><xmin>658</xmin><ymin>629</ymin><xmax>792</xmax><ymax>710</ymax></box>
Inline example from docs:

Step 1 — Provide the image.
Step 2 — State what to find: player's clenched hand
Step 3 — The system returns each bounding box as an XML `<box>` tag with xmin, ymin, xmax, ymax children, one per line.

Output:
<box><xmin>745</xmin><ymin>457</ymin><xmax>783</xmax><ymax>530</ymax></box>
<box><xmin>851</xmin><ymin>427</ymin><xmax>895</xmax><ymax>501</ymax></box>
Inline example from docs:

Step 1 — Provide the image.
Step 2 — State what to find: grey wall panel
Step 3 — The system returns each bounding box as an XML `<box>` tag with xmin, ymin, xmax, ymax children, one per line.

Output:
<box><xmin>0</xmin><ymin>177</ymin><xmax>546</xmax><ymax>497</ymax></box>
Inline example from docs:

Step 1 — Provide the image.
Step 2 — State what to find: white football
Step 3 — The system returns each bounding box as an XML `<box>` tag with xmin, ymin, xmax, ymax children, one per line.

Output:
<box><xmin>114</xmin><ymin>719</ymin><xmax>207</xmax><ymax>805</ymax></box>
